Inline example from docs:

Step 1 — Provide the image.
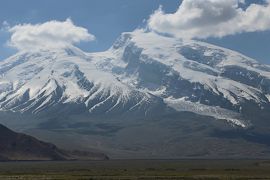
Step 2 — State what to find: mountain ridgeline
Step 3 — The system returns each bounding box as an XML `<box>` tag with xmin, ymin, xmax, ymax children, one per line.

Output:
<box><xmin>0</xmin><ymin>124</ymin><xmax>108</xmax><ymax>161</ymax></box>
<box><xmin>0</xmin><ymin>30</ymin><xmax>270</xmax><ymax>158</ymax></box>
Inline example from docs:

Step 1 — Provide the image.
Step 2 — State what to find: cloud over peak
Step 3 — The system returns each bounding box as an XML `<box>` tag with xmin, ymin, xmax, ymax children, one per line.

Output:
<box><xmin>8</xmin><ymin>19</ymin><xmax>95</xmax><ymax>51</ymax></box>
<box><xmin>148</xmin><ymin>0</ymin><xmax>270</xmax><ymax>39</ymax></box>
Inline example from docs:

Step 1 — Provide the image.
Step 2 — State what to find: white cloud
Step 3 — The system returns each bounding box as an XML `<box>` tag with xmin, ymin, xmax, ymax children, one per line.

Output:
<box><xmin>8</xmin><ymin>19</ymin><xmax>95</xmax><ymax>51</ymax></box>
<box><xmin>148</xmin><ymin>0</ymin><xmax>270</xmax><ymax>39</ymax></box>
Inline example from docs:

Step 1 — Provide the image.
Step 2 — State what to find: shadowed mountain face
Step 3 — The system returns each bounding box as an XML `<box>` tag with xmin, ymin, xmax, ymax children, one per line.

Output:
<box><xmin>0</xmin><ymin>124</ymin><xmax>69</xmax><ymax>161</ymax></box>
<box><xmin>0</xmin><ymin>124</ymin><xmax>108</xmax><ymax>161</ymax></box>
<box><xmin>0</xmin><ymin>30</ymin><xmax>270</xmax><ymax>158</ymax></box>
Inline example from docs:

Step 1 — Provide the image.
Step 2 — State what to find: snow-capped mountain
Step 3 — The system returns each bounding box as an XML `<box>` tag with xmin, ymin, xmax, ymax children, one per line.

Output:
<box><xmin>0</xmin><ymin>30</ymin><xmax>270</xmax><ymax>129</ymax></box>
<box><xmin>0</xmin><ymin>45</ymin><xmax>165</xmax><ymax>118</ymax></box>
<box><xmin>1</xmin><ymin>30</ymin><xmax>270</xmax><ymax>158</ymax></box>
<box><xmin>91</xmin><ymin>30</ymin><xmax>270</xmax><ymax>127</ymax></box>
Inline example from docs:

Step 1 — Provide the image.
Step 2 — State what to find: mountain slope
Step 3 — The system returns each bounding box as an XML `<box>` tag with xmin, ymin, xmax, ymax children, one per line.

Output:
<box><xmin>0</xmin><ymin>123</ymin><xmax>108</xmax><ymax>161</ymax></box>
<box><xmin>90</xmin><ymin>30</ymin><xmax>270</xmax><ymax>127</ymax></box>
<box><xmin>0</xmin><ymin>47</ymin><xmax>166</xmax><ymax>119</ymax></box>
<box><xmin>0</xmin><ymin>123</ymin><xmax>70</xmax><ymax>161</ymax></box>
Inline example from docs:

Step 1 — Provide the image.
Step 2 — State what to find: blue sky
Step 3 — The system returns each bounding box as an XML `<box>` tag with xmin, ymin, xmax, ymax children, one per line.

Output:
<box><xmin>0</xmin><ymin>0</ymin><xmax>269</xmax><ymax>64</ymax></box>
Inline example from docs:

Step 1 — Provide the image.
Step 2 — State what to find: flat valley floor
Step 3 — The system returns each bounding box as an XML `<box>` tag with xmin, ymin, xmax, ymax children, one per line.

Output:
<box><xmin>0</xmin><ymin>159</ymin><xmax>270</xmax><ymax>179</ymax></box>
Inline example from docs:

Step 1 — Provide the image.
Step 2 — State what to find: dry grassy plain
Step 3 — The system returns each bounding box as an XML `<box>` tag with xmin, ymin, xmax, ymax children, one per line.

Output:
<box><xmin>0</xmin><ymin>159</ymin><xmax>270</xmax><ymax>179</ymax></box>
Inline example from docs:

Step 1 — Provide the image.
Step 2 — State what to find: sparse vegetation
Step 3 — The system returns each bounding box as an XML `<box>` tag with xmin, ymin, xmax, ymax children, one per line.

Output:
<box><xmin>0</xmin><ymin>160</ymin><xmax>270</xmax><ymax>179</ymax></box>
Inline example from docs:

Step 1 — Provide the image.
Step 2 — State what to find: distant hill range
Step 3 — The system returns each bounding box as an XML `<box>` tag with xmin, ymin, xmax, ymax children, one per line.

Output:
<box><xmin>0</xmin><ymin>124</ymin><xmax>108</xmax><ymax>161</ymax></box>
